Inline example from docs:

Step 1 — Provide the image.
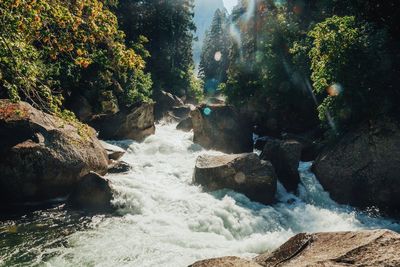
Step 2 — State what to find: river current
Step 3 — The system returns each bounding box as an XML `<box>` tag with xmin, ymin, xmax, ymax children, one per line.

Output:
<box><xmin>1</xmin><ymin>123</ymin><xmax>399</xmax><ymax>266</ymax></box>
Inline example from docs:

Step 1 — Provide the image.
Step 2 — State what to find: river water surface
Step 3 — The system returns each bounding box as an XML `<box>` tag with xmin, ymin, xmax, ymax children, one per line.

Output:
<box><xmin>1</xmin><ymin>123</ymin><xmax>399</xmax><ymax>266</ymax></box>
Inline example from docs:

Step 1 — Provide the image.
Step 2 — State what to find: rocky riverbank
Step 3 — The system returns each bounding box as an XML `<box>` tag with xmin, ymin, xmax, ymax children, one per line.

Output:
<box><xmin>1</xmin><ymin>97</ymin><xmax>400</xmax><ymax>266</ymax></box>
<box><xmin>190</xmin><ymin>229</ymin><xmax>400</xmax><ymax>267</ymax></box>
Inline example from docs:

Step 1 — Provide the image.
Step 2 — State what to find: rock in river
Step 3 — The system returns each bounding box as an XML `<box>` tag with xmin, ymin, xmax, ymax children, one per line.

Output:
<box><xmin>0</xmin><ymin>100</ymin><xmax>109</xmax><ymax>205</ymax></box>
<box><xmin>313</xmin><ymin>118</ymin><xmax>400</xmax><ymax>216</ymax></box>
<box><xmin>193</xmin><ymin>153</ymin><xmax>277</xmax><ymax>204</ymax></box>
<box><xmin>190</xmin><ymin>104</ymin><xmax>253</xmax><ymax>153</ymax></box>
<box><xmin>89</xmin><ymin>102</ymin><xmax>155</xmax><ymax>142</ymax></box>
<box><xmin>260</xmin><ymin>138</ymin><xmax>302</xmax><ymax>192</ymax></box>
<box><xmin>67</xmin><ymin>172</ymin><xmax>113</xmax><ymax>212</ymax></box>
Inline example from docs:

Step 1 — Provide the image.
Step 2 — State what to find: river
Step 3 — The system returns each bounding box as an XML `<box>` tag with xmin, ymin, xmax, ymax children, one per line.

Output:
<box><xmin>1</xmin><ymin>123</ymin><xmax>399</xmax><ymax>266</ymax></box>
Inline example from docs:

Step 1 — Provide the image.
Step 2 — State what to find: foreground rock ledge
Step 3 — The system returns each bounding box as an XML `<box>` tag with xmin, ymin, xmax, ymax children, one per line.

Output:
<box><xmin>189</xmin><ymin>230</ymin><xmax>400</xmax><ymax>267</ymax></box>
<box><xmin>189</xmin><ymin>256</ymin><xmax>262</xmax><ymax>267</ymax></box>
<box><xmin>0</xmin><ymin>100</ymin><xmax>109</xmax><ymax>205</ymax></box>
<box><xmin>255</xmin><ymin>229</ymin><xmax>400</xmax><ymax>267</ymax></box>
<box><xmin>193</xmin><ymin>153</ymin><xmax>277</xmax><ymax>204</ymax></box>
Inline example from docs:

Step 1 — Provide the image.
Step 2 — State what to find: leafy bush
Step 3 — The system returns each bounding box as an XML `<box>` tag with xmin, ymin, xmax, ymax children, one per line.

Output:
<box><xmin>0</xmin><ymin>0</ymin><xmax>152</xmax><ymax>115</ymax></box>
<box><xmin>305</xmin><ymin>15</ymin><xmax>389</xmax><ymax>130</ymax></box>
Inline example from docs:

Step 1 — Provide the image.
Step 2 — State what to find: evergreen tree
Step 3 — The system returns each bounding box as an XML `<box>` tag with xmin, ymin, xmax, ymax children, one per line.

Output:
<box><xmin>199</xmin><ymin>9</ymin><xmax>230</xmax><ymax>95</ymax></box>
<box><xmin>116</xmin><ymin>0</ymin><xmax>198</xmax><ymax>98</ymax></box>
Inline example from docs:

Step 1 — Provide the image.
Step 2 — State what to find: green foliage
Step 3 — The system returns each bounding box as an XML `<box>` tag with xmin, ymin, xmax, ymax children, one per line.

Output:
<box><xmin>0</xmin><ymin>0</ymin><xmax>152</xmax><ymax>115</ymax></box>
<box><xmin>116</xmin><ymin>0</ymin><xmax>197</xmax><ymax>98</ymax></box>
<box><xmin>305</xmin><ymin>15</ymin><xmax>390</xmax><ymax>130</ymax></box>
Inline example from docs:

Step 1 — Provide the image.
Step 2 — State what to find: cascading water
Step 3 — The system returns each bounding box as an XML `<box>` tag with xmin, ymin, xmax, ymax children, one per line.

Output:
<box><xmin>1</xmin><ymin>123</ymin><xmax>399</xmax><ymax>266</ymax></box>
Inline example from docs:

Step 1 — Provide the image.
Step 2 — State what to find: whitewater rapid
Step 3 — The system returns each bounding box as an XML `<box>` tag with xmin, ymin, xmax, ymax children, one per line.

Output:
<box><xmin>4</xmin><ymin>123</ymin><xmax>399</xmax><ymax>267</ymax></box>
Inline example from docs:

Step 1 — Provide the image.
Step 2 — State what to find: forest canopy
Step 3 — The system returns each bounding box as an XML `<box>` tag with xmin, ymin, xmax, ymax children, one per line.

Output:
<box><xmin>200</xmin><ymin>0</ymin><xmax>400</xmax><ymax>134</ymax></box>
<box><xmin>0</xmin><ymin>0</ymin><xmax>200</xmax><ymax>118</ymax></box>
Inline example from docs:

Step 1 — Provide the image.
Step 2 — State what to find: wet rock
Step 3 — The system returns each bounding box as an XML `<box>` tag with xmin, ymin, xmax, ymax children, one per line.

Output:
<box><xmin>0</xmin><ymin>100</ymin><xmax>109</xmax><ymax>204</ymax></box>
<box><xmin>313</xmin><ymin>118</ymin><xmax>400</xmax><ymax>216</ymax></box>
<box><xmin>155</xmin><ymin>90</ymin><xmax>185</xmax><ymax>120</ymax></box>
<box><xmin>108</xmin><ymin>160</ymin><xmax>131</xmax><ymax>174</ymax></box>
<box><xmin>67</xmin><ymin>172</ymin><xmax>113</xmax><ymax>212</ymax></box>
<box><xmin>171</xmin><ymin>105</ymin><xmax>192</xmax><ymax>120</ymax></box>
<box><xmin>260</xmin><ymin>138</ymin><xmax>302</xmax><ymax>192</ymax></box>
<box><xmin>176</xmin><ymin>117</ymin><xmax>193</xmax><ymax>132</ymax></box>
<box><xmin>255</xmin><ymin>230</ymin><xmax>400</xmax><ymax>267</ymax></box>
<box><xmin>89</xmin><ymin>102</ymin><xmax>155</xmax><ymax>142</ymax></box>
<box><xmin>193</xmin><ymin>153</ymin><xmax>277</xmax><ymax>204</ymax></box>
<box><xmin>191</xmin><ymin>104</ymin><xmax>253</xmax><ymax>153</ymax></box>
<box><xmin>189</xmin><ymin>256</ymin><xmax>262</xmax><ymax>267</ymax></box>
<box><xmin>99</xmin><ymin>140</ymin><xmax>126</xmax><ymax>161</ymax></box>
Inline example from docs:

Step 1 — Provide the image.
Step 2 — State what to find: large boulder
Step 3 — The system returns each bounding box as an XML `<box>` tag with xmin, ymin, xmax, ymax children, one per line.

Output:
<box><xmin>191</xmin><ymin>104</ymin><xmax>253</xmax><ymax>153</ymax></box>
<box><xmin>189</xmin><ymin>230</ymin><xmax>400</xmax><ymax>267</ymax></box>
<box><xmin>313</xmin><ymin>118</ymin><xmax>400</xmax><ymax>216</ymax></box>
<box><xmin>0</xmin><ymin>100</ymin><xmax>109</xmax><ymax>205</ymax></box>
<box><xmin>255</xmin><ymin>230</ymin><xmax>400</xmax><ymax>267</ymax></box>
<box><xmin>193</xmin><ymin>153</ymin><xmax>277</xmax><ymax>204</ymax></box>
<box><xmin>260</xmin><ymin>138</ymin><xmax>302</xmax><ymax>192</ymax></box>
<box><xmin>89</xmin><ymin>102</ymin><xmax>155</xmax><ymax>142</ymax></box>
<box><xmin>67</xmin><ymin>172</ymin><xmax>113</xmax><ymax>212</ymax></box>
<box><xmin>155</xmin><ymin>90</ymin><xmax>185</xmax><ymax>120</ymax></box>
<box><xmin>189</xmin><ymin>257</ymin><xmax>262</xmax><ymax>267</ymax></box>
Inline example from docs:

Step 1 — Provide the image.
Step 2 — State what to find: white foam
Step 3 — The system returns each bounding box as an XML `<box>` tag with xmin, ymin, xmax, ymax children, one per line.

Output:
<box><xmin>45</xmin><ymin>123</ymin><xmax>400</xmax><ymax>267</ymax></box>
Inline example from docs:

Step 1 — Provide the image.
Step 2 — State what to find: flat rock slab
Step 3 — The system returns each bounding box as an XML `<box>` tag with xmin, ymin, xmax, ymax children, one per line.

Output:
<box><xmin>255</xmin><ymin>230</ymin><xmax>400</xmax><ymax>267</ymax></box>
<box><xmin>189</xmin><ymin>230</ymin><xmax>400</xmax><ymax>267</ymax></box>
<box><xmin>189</xmin><ymin>256</ymin><xmax>262</xmax><ymax>267</ymax></box>
<box><xmin>193</xmin><ymin>153</ymin><xmax>277</xmax><ymax>204</ymax></box>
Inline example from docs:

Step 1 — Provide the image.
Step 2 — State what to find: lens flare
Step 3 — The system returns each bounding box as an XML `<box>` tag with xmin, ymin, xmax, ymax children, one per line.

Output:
<box><xmin>327</xmin><ymin>83</ymin><xmax>343</xmax><ymax>97</ymax></box>
<box><xmin>203</xmin><ymin>107</ymin><xmax>212</xmax><ymax>116</ymax></box>
<box><xmin>214</xmin><ymin>51</ymin><xmax>222</xmax><ymax>61</ymax></box>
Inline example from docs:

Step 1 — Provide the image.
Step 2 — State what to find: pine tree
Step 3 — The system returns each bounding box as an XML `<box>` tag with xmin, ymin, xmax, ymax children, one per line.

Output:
<box><xmin>116</xmin><ymin>0</ymin><xmax>197</xmax><ymax>98</ymax></box>
<box><xmin>199</xmin><ymin>9</ymin><xmax>230</xmax><ymax>95</ymax></box>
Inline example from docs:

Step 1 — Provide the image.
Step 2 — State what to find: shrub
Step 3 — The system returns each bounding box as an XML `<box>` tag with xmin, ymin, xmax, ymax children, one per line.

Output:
<box><xmin>306</xmin><ymin>15</ymin><xmax>389</xmax><ymax>131</ymax></box>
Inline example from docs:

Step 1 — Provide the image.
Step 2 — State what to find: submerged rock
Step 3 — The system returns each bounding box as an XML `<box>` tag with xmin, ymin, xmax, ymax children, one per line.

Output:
<box><xmin>0</xmin><ymin>100</ymin><xmax>109</xmax><ymax>205</ymax></box>
<box><xmin>193</xmin><ymin>153</ymin><xmax>277</xmax><ymax>204</ymax></box>
<box><xmin>313</xmin><ymin>118</ymin><xmax>400</xmax><ymax>216</ymax></box>
<box><xmin>67</xmin><ymin>172</ymin><xmax>113</xmax><ymax>212</ymax></box>
<box><xmin>260</xmin><ymin>138</ymin><xmax>301</xmax><ymax>192</ymax></box>
<box><xmin>89</xmin><ymin>102</ymin><xmax>155</xmax><ymax>142</ymax></box>
<box><xmin>191</xmin><ymin>104</ymin><xmax>253</xmax><ymax>153</ymax></box>
<box><xmin>99</xmin><ymin>140</ymin><xmax>126</xmax><ymax>161</ymax></box>
<box><xmin>189</xmin><ymin>256</ymin><xmax>262</xmax><ymax>267</ymax></box>
<box><xmin>255</xmin><ymin>230</ymin><xmax>400</xmax><ymax>267</ymax></box>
